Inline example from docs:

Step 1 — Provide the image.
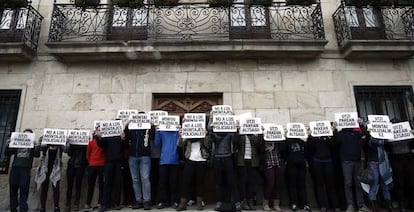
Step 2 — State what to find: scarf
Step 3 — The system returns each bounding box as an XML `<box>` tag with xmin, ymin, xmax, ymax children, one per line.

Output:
<box><xmin>34</xmin><ymin>147</ymin><xmax>62</xmax><ymax>190</ymax></box>
<box><xmin>377</xmin><ymin>141</ymin><xmax>393</xmax><ymax>185</ymax></box>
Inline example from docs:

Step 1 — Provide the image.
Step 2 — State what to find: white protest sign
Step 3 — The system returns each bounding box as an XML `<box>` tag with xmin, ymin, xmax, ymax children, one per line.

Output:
<box><xmin>286</xmin><ymin>123</ymin><xmax>307</xmax><ymax>139</ymax></box>
<box><xmin>117</xmin><ymin>109</ymin><xmax>138</xmax><ymax>123</ymax></box>
<box><xmin>67</xmin><ymin>130</ymin><xmax>90</xmax><ymax>145</ymax></box>
<box><xmin>367</xmin><ymin>115</ymin><xmax>393</xmax><ymax>140</ymax></box>
<box><xmin>184</xmin><ymin>113</ymin><xmax>206</xmax><ymax>124</ymax></box>
<box><xmin>148</xmin><ymin>111</ymin><xmax>168</xmax><ymax>125</ymax></box>
<box><xmin>392</xmin><ymin>121</ymin><xmax>414</xmax><ymax>141</ymax></box>
<box><xmin>212</xmin><ymin>105</ymin><xmax>233</xmax><ymax>116</ymax></box>
<box><xmin>128</xmin><ymin>113</ymin><xmax>151</xmax><ymax>130</ymax></box>
<box><xmin>42</xmin><ymin>129</ymin><xmax>68</xmax><ymax>145</ymax></box>
<box><xmin>99</xmin><ymin>120</ymin><xmax>124</xmax><ymax>138</ymax></box>
<box><xmin>9</xmin><ymin>132</ymin><xmax>35</xmax><ymax>148</ymax></box>
<box><xmin>181</xmin><ymin>122</ymin><xmax>206</xmax><ymax>139</ymax></box>
<box><xmin>212</xmin><ymin>115</ymin><xmax>237</xmax><ymax>132</ymax></box>
<box><xmin>262</xmin><ymin>123</ymin><xmax>285</xmax><ymax>141</ymax></box>
<box><xmin>309</xmin><ymin>120</ymin><xmax>333</xmax><ymax>137</ymax></box>
<box><xmin>335</xmin><ymin>112</ymin><xmax>359</xmax><ymax>129</ymax></box>
<box><xmin>239</xmin><ymin>117</ymin><xmax>262</xmax><ymax>135</ymax></box>
<box><xmin>158</xmin><ymin>115</ymin><xmax>180</xmax><ymax>131</ymax></box>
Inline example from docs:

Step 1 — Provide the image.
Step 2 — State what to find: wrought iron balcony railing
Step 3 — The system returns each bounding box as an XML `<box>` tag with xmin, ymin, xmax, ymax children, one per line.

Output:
<box><xmin>48</xmin><ymin>2</ymin><xmax>325</xmax><ymax>42</ymax></box>
<box><xmin>333</xmin><ymin>4</ymin><xmax>414</xmax><ymax>47</ymax></box>
<box><xmin>0</xmin><ymin>5</ymin><xmax>43</xmax><ymax>50</ymax></box>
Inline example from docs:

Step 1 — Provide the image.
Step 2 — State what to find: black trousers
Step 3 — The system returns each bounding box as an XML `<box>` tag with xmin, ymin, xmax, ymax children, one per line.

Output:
<box><xmin>9</xmin><ymin>167</ymin><xmax>31</xmax><ymax>212</ymax></box>
<box><xmin>151</xmin><ymin>158</ymin><xmax>160</xmax><ymax>204</ymax></box>
<box><xmin>391</xmin><ymin>157</ymin><xmax>414</xmax><ymax>209</ymax></box>
<box><xmin>40</xmin><ymin>171</ymin><xmax>60</xmax><ymax>209</ymax></box>
<box><xmin>102</xmin><ymin>161</ymin><xmax>122</xmax><ymax>208</ymax></box>
<box><xmin>66</xmin><ymin>164</ymin><xmax>86</xmax><ymax>204</ymax></box>
<box><xmin>214</xmin><ymin>156</ymin><xmax>240</xmax><ymax>203</ymax></box>
<box><xmin>311</xmin><ymin>162</ymin><xmax>339</xmax><ymax>209</ymax></box>
<box><xmin>86</xmin><ymin>166</ymin><xmax>104</xmax><ymax>206</ymax></box>
<box><xmin>237</xmin><ymin>160</ymin><xmax>257</xmax><ymax>199</ymax></box>
<box><xmin>180</xmin><ymin>159</ymin><xmax>207</xmax><ymax>199</ymax></box>
<box><xmin>286</xmin><ymin>162</ymin><xmax>307</xmax><ymax>207</ymax></box>
<box><xmin>158</xmin><ymin>164</ymin><xmax>179</xmax><ymax>204</ymax></box>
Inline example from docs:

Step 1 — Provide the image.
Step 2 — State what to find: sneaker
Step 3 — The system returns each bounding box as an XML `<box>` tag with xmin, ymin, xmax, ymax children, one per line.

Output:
<box><xmin>84</xmin><ymin>204</ymin><xmax>92</xmax><ymax>211</ymax></box>
<box><xmin>214</xmin><ymin>202</ymin><xmax>222</xmax><ymax>211</ymax></box>
<box><xmin>187</xmin><ymin>200</ymin><xmax>195</xmax><ymax>206</ymax></box>
<box><xmin>157</xmin><ymin>202</ymin><xmax>165</xmax><ymax>209</ymax></box>
<box><xmin>113</xmin><ymin>205</ymin><xmax>122</xmax><ymax>210</ymax></box>
<box><xmin>303</xmin><ymin>205</ymin><xmax>312</xmax><ymax>212</ymax></box>
<box><xmin>346</xmin><ymin>205</ymin><xmax>354</xmax><ymax>212</ymax></box>
<box><xmin>173</xmin><ymin>202</ymin><xmax>179</xmax><ymax>209</ymax></box>
<box><xmin>291</xmin><ymin>204</ymin><xmax>298</xmax><ymax>211</ymax></box>
<box><xmin>358</xmin><ymin>204</ymin><xmax>370</xmax><ymax>212</ymax></box>
<box><xmin>143</xmin><ymin>201</ymin><xmax>151</xmax><ymax>210</ymax></box>
<box><xmin>235</xmin><ymin>202</ymin><xmax>242</xmax><ymax>211</ymax></box>
<box><xmin>320</xmin><ymin>207</ymin><xmax>327</xmax><ymax>212</ymax></box>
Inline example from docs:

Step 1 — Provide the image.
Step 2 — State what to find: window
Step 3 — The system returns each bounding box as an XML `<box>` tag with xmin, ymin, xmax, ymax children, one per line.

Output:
<box><xmin>354</xmin><ymin>86</ymin><xmax>414</xmax><ymax>124</ymax></box>
<box><xmin>0</xmin><ymin>90</ymin><xmax>21</xmax><ymax>174</ymax></box>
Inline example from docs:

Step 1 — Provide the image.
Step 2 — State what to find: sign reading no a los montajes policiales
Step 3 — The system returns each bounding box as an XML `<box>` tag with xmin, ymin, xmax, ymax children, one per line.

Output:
<box><xmin>67</xmin><ymin>130</ymin><xmax>90</xmax><ymax>145</ymax></box>
<box><xmin>9</xmin><ymin>132</ymin><xmax>36</xmax><ymax>148</ymax></box>
<box><xmin>42</xmin><ymin>129</ymin><xmax>68</xmax><ymax>146</ymax></box>
<box><xmin>213</xmin><ymin>115</ymin><xmax>237</xmax><ymax>132</ymax></box>
<box><xmin>99</xmin><ymin>120</ymin><xmax>124</xmax><ymax>138</ymax></box>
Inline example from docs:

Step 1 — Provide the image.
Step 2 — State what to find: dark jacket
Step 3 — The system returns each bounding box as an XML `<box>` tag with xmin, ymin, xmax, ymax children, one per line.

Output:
<box><xmin>306</xmin><ymin>136</ymin><xmax>334</xmax><ymax>161</ymax></box>
<box><xmin>334</xmin><ymin>128</ymin><xmax>364</xmax><ymax>162</ymax></box>
<box><xmin>284</xmin><ymin>138</ymin><xmax>306</xmax><ymax>165</ymax></box>
<box><xmin>386</xmin><ymin>138</ymin><xmax>414</xmax><ymax>159</ymax></box>
<box><xmin>124</xmin><ymin>127</ymin><xmax>153</xmax><ymax>157</ymax></box>
<box><xmin>97</xmin><ymin>136</ymin><xmax>127</xmax><ymax>163</ymax></box>
<box><xmin>180</xmin><ymin>138</ymin><xmax>210</xmax><ymax>160</ymax></box>
<box><xmin>6</xmin><ymin>146</ymin><xmax>40</xmax><ymax>168</ymax></box>
<box><xmin>235</xmin><ymin>134</ymin><xmax>262</xmax><ymax>167</ymax></box>
<box><xmin>208</xmin><ymin>132</ymin><xmax>239</xmax><ymax>158</ymax></box>
<box><xmin>66</xmin><ymin>144</ymin><xmax>88</xmax><ymax>167</ymax></box>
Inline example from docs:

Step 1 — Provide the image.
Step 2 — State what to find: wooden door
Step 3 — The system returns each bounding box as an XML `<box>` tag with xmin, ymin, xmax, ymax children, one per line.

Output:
<box><xmin>152</xmin><ymin>93</ymin><xmax>222</xmax><ymax>203</ymax></box>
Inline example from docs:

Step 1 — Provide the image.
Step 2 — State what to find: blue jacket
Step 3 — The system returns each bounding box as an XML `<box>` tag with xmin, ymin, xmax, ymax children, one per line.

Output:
<box><xmin>154</xmin><ymin>130</ymin><xmax>180</xmax><ymax>165</ymax></box>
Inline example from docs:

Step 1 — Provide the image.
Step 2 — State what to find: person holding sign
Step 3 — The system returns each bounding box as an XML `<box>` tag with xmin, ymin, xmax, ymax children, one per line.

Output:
<box><xmin>124</xmin><ymin>112</ymin><xmax>154</xmax><ymax>210</ymax></box>
<box><xmin>307</xmin><ymin>133</ymin><xmax>340</xmax><ymax>212</ymax></box>
<box><xmin>84</xmin><ymin>129</ymin><xmax>105</xmax><ymax>210</ymax></box>
<box><xmin>388</xmin><ymin>119</ymin><xmax>414</xmax><ymax>212</ymax></box>
<box><xmin>6</xmin><ymin>129</ymin><xmax>40</xmax><ymax>212</ymax></box>
<box><xmin>284</xmin><ymin>137</ymin><xmax>312</xmax><ymax>212</ymax></box>
<box><xmin>235</xmin><ymin>134</ymin><xmax>262</xmax><ymax>210</ymax></box>
<box><xmin>364</xmin><ymin>135</ymin><xmax>393</xmax><ymax>211</ymax></box>
<box><xmin>208</xmin><ymin>112</ymin><xmax>242</xmax><ymax>212</ymax></box>
<box><xmin>333</xmin><ymin>124</ymin><xmax>370</xmax><ymax>212</ymax></box>
<box><xmin>35</xmin><ymin>137</ymin><xmax>65</xmax><ymax>212</ymax></box>
<box><xmin>176</xmin><ymin>129</ymin><xmax>210</xmax><ymax>211</ymax></box>
<box><xmin>96</xmin><ymin>122</ymin><xmax>128</xmax><ymax>212</ymax></box>
<box><xmin>154</xmin><ymin>125</ymin><xmax>181</xmax><ymax>209</ymax></box>
<box><xmin>64</xmin><ymin>136</ymin><xmax>88</xmax><ymax>212</ymax></box>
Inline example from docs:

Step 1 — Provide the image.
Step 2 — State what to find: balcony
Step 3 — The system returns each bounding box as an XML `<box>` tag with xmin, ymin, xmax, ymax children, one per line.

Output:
<box><xmin>0</xmin><ymin>4</ymin><xmax>43</xmax><ymax>61</ymax></box>
<box><xmin>46</xmin><ymin>1</ymin><xmax>327</xmax><ymax>62</ymax></box>
<box><xmin>333</xmin><ymin>3</ymin><xmax>414</xmax><ymax>59</ymax></box>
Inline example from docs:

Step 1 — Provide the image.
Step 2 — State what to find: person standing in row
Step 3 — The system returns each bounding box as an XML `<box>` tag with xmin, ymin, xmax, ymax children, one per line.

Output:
<box><xmin>124</xmin><ymin>114</ymin><xmax>153</xmax><ymax>210</ymax></box>
<box><xmin>84</xmin><ymin>129</ymin><xmax>105</xmax><ymax>210</ymax></box>
<box><xmin>262</xmin><ymin>141</ymin><xmax>284</xmax><ymax>211</ymax></box>
<box><xmin>7</xmin><ymin>129</ymin><xmax>40</xmax><ymax>212</ymax></box>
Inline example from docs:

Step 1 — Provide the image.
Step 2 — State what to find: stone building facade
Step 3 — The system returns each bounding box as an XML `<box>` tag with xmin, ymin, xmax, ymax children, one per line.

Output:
<box><xmin>0</xmin><ymin>0</ymin><xmax>413</xmax><ymax>210</ymax></box>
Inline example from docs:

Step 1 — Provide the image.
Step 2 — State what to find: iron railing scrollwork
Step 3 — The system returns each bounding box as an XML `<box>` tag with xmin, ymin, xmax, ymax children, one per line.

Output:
<box><xmin>333</xmin><ymin>4</ymin><xmax>414</xmax><ymax>47</ymax></box>
<box><xmin>0</xmin><ymin>5</ymin><xmax>43</xmax><ymax>50</ymax></box>
<box><xmin>48</xmin><ymin>2</ymin><xmax>326</xmax><ymax>42</ymax></box>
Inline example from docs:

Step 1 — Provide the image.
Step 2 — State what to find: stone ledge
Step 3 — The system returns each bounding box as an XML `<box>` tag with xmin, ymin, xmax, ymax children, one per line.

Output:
<box><xmin>340</xmin><ymin>40</ymin><xmax>414</xmax><ymax>59</ymax></box>
<box><xmin>45</xmin><ymin>39</ymin><xmax>328</xmax><ymax>62</ymax></box>
<box><xmin>0</xmin><ymin>42</ymin><xmax>37</xmax><ymax>62</ymax></box>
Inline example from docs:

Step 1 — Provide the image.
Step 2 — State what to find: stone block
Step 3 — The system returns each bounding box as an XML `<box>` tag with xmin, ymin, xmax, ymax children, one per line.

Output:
<box><xmin>187</xmin><ymin>83</ymin><xmax>232</xmax><ymax>92</ymax></box>
<box><xmin>129</xmin><ymin>93</ymin><xmax>145</xmax><ymax>111</ymax></box>
<box><xmin>20</xmin><ymin>111</ymin><xmax>48</xmax><ymax>132</ymax></box>
<box><xmin>308</xmin><ymin>70</ymin><xmax>334</xmax><ymax>91</ymax></box>
<box><xmin>41</xmin><ymin>74</ymin><xmax>74</xmax><ymax>94</ymax></box>
<box><xmin>91</xmin><ymin>94</ymin><xmax>130</xmax><ymax>110</ymax></box>
<box><xmin>112</xmin><ymin>74</ymin><xmax>136</xmax><ymax>93</ymax></box>
<box><xmin>258</xmin><ymin>59</ymin><xmax>298</xmax><ymax>72</ymax></box>
<box><xmin>46</xmin><ymin>111</ymin><xmax>80</xmax><ymax>128</ymax></box>
<box><xmin>36</xmin><ymin>94</ymin><xmax>92</xmax><ymax>111</ymax></box>
<box><xmin>282</xmin><ymin>71</ymin><xmax>309</xmax><ymax>91</ymax></box>
<box><xmin>319</xmin><ymin>91</ymin><xmax>350</xmax><ymax>108</ymax></box>
<box><xmin>73</xmin><ymin>73</ymin><xmax>100</xmax><ymax>93</ymax></box>
<box><xmin>232</xmin><ymin>92</ymin><xmax>243</xmax><ymax>110</ymax></box>
<box><xmin>254</xmin><ymin>71</ymin><xmax>282</xmax><ymax>91</ymax></box>
<box><xmin>144</xmin><ymin>83</ymin><xmax>186</xmax><ymax>93</ymax></box>
<box><xmin>243</xmin><ymin>93</ymin><xmax>274</xmax><ymax>109</ymax></box>
<box><xmin>99</xmin><ymin>73</ymin><xmax>113</xmax><ymax>93</ymax></box>
<box><xmin>188</xmin><ymin>72</ymin><xmax>240</xmax><ymax>91</ymax></box>
<box><xmin>195</xmin><ymin>61</ymin><xmax>227</xmax><ymax>72</ymax></box>
<box><xmin>297</xmin><ymin>92</ymin><xmax>320</xmax><ymax>108</ymax></box>
<box><xmin>76</xmin><ymin>110</ymin><xmax>118</xmax><ymax>128</ymax></box>
<box><xmin>226</xmin><ymin>60</ymin><xmax>257</xmax><ymax>72</ymax></box>
<box><xmin>324</xmin><ymin>107</ymin><xmax>357</xmax><ymax>122</ymax></box>
<box><xmin>0</xmin><ymin>74</ymin><xmax>32</xmax><ymax>86</ymax></box>
<box><xmin>240</xmin><ymin>72</ymin><xmax>255</xmax><ymax>92</ymax></box>
<box><xmin>256</xmin><ymin>109</ymin><xmax>290</xmax><ymax>125</ymax></box>
<box><xmin>274</xmin><ymin>91</ymin><xmax>297</xmax><ymax>108</ymax></box>
<box><xmin>290</xmin><ymin>108</ymin><xmax>325</xmax><ymax>124</ymax></box>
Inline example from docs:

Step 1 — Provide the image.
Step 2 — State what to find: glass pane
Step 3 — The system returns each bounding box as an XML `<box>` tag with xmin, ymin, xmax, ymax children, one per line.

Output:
<box><xmin>132</xmin><ymin>8</ymin><xmax>148</xmax><ymax>27</ymax></box>
<box><xmin>0</xmin><ymin>10</ymin><xmax>14</xmax><ymax>30</ymax></box>
<box><xmin>231</xmin><ymin>5</ymin><xmax>246</xmax><ymax>26</ymax></box>
<box><xmin>112</xmin><ymin>8</ymin><xmax>128</xmax><ymax>27</ymax></box>
<box><xmin>16</xmin><ymin>9</ymin><xmax>28</xmax><ymax>29</ymax></box>
<box><xmin>345</xmin><ymin>7</ymin><xmax>359</xmax><ymax>27</ymax></box>
<box><xmin>363</xmin><ymin>8</ymin><xmax>378</xmax><ymax>28</ymax></box>
<box><xmin>250</xmin><ymin>6</ymin><xmax>266</xmax><ymax>27</ymax></box>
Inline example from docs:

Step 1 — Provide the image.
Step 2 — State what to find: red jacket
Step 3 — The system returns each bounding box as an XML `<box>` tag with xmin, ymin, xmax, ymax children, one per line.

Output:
<box><xmin>87</xmin><ymin>139</ymin><xmax>105</xmax><ymax>166</ymax></box>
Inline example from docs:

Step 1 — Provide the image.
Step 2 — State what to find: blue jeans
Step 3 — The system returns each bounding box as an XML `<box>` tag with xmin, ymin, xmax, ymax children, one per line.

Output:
<box><xmin>129</xmin><ymin>156</ymin><xmax>151</xmax><ymax>202</ymax></box>
<box><xmin>368</xmin><ymin>162</ymin><xmax>391</xmax><ymax>201</ymax></box>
